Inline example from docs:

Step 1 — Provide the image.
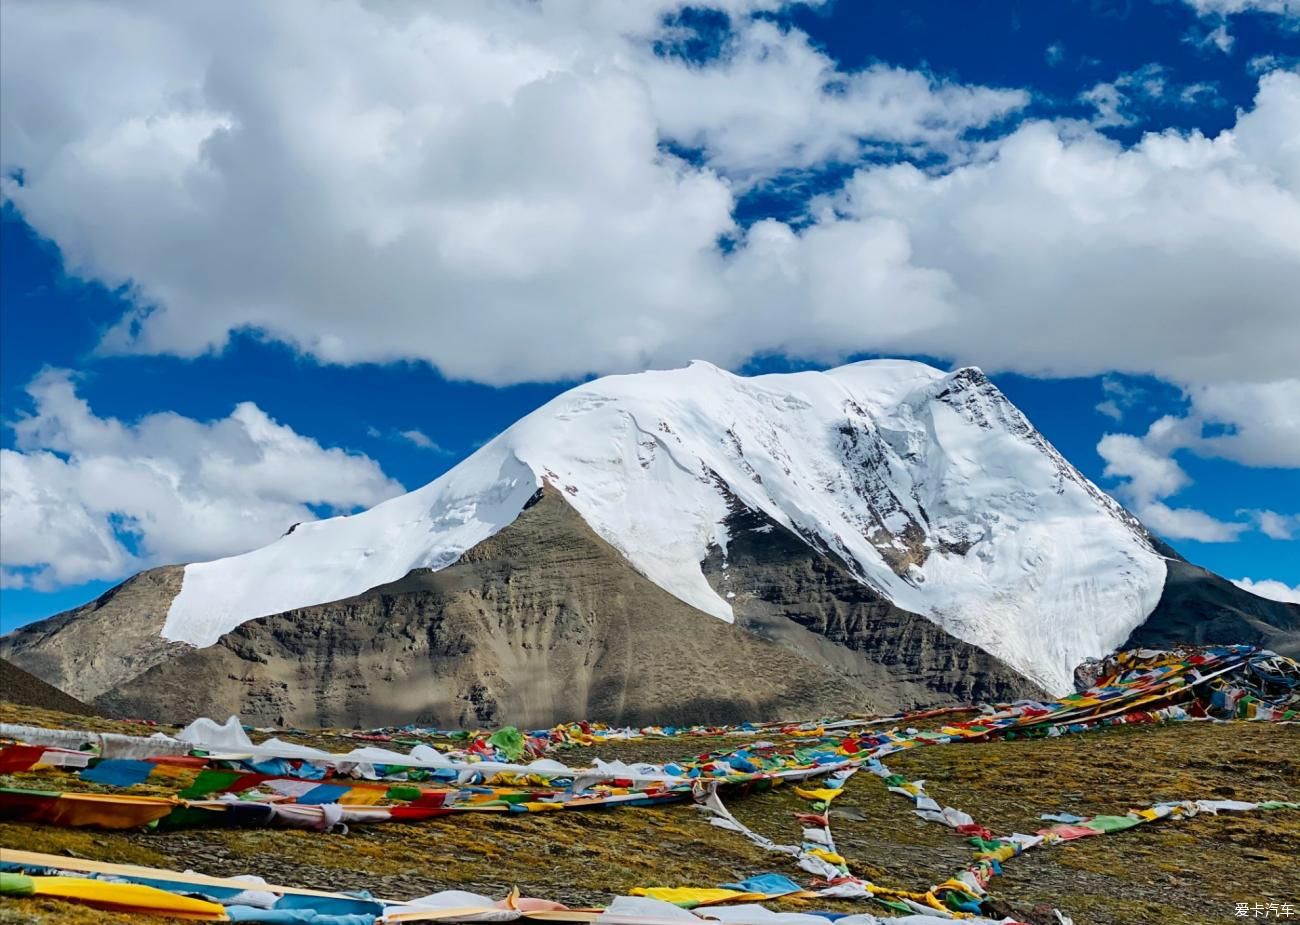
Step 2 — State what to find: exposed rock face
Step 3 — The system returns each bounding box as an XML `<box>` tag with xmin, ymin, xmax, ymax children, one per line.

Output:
<box><xmin>0</xmin><ymin>566</ymin><xmax>189</xmax><ymax>702</ymax></box>
<box><xmin>702</xmin><ymin>491</ymin><xmax>1041</xmax><ymax>707</ymax></box>
<box><xmin>1124</xmin><ymin>559</ymin><xmax>1300</xmax><ymax>655</ymax></box>
<box><xmin>85</xmin><ymin>489</ymin><xmax>1038</xmax><ymax>727</ymax></box>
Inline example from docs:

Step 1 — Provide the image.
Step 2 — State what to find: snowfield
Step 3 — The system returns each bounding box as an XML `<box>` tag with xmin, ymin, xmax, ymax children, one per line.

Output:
<box><xmin>165</xmin><ymin>359</ymin><xmax>1167</xmax><ymax>693</ymax></box>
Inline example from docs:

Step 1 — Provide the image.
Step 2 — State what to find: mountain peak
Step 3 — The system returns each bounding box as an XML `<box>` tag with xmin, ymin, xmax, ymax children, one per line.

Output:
<box><xmin>152</xmin><ymin>358</ymin><xmax>1173</xmax><ymax>693</ymax></box>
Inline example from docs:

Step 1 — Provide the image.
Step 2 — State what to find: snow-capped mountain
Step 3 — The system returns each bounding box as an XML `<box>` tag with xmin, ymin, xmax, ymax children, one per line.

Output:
<box><xmin>6</xmin><ymin>358</ymin><xmax>1297</xmax><ymax>726</ymax></box>
<box><xmin>165</xmin><ymin>359</ymin><xmax>1164</xmax><ymax>694</ymax></box>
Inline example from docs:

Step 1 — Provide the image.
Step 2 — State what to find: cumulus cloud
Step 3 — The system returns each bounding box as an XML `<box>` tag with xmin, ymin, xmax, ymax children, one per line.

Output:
<box><xmin>1095</xmin><ymin>430</ymin><xmax>1243</xmax><ymax>541</ymax></box>
<box><xmin>0</xmin><ymin>370</ymin><xmax>402</xmax><ymax>589</ymax></box>
<box><xmin>0</xmin><ymin>0</ymin><xmax>1025</xmax><ymax>386</ymax></box>
<box><xmin>1176</xmin><ymin>380</ymin><xmax>1300</xmax><ymax>467</ymax></box>
<box><xmin>1232</xmin><ymin>577</ymin><xmax>1300</xmax><ymax>604</ymax></box>
<box><xmin>1136</xmin><ymin>501</ymin><xmax>1249</xmax><ymax>542</ymax></box>
<box><xmin>640</xmin><ymin>19</ymin><xmax>1029</xmax><ymax>179</ymax></box>
<box><xmin>1098</xmin><ymin>433</ymin><xmax>1192</xmax><ymax>506</ymax></box>
<box><xmin>1247</xmin><ymin>510</ymin><xmax>1300</xmax><ymax>539</ymax></box>
<box><xmin>1</xmin><ymin>1</ymin><xmax>1296</xmax><ymax>388</ymax></box>
<box><xmin>1097</xmin><ymin>379</ymin><xmax>1300</xmax><ymax>542</ymax></box>
<box><xmin>827</xmin><ymin>70</ymin><xmax>1300</xmax><ymax>384</ymax></box>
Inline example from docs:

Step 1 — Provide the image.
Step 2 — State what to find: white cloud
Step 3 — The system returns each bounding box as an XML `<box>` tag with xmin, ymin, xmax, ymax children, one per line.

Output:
<box><xmin>398</xmin><ymin>429</ymin><xmax>449</xmax><ymax>454</ymax></box>
<box><xmin>1247</xmin><ymin>510</ymin><xmax>1300</xmax><ymax>539</ymax></box>
<box><xmin>1232</xmin><ymin>577</ymin><xmax>1300</xmax><ymax>604</ymax></box>
<box><xmin>1176</xmin><ymin>379</ymin><xmax>1300</xmax><ymax>467</ymax></box>
<box><xmin>0</xmin><ymin>0</ymin><xmax>1024</xmax><ymax>386</ymax></box>
<box><xmin>1137</xmin><ymin>501</ymin><xmax>1249</xmax><ymax>542</ymax></box>
<box><xmin>1098</xmin><ymin>433</ymin><xmax>1192</xmax><ymax>506</ymax></box>
<box><xmin>1045</xmin><ymin>43</ymin><xmax>1064</xmax><ymax>67</ymax></box>
<box><xmin>1178</xmin><ymin>82</ymin><xmax>1223</xmax><ymax>106</ymax></box>
<box><xmin>1180</xmin><ymin>0</ymin><xmax>1300</xmax><ymax>53</ymax></box>
<box><xmin>827</xmin><ymin>71</ymin><xmax>1300</xmax><ymax>385</ymax></box>
<box><xmin>0</xmin><ymin>370</ymin><xmax>402</xmax><ymax>589</ymax></box>
<box><xmin>640</xmin><ymin>19</ymin><xmax>1028</xmax><ymax>180</ymax></box>
<box><xmin>1</xmin><ymin>449</ymin><xmax>138</xmax><ymax>589</ymax></box>
<box><xmin>367</xmin><ymin>425</ymin><xmax>452</xmax><ymax>454</ymax></box>
<box><xmin>1249</xmin><ymin>53</ymin><xmax>1300</xmax><ymax>74</ymax></box>
<box><xmin>1096</xmin><ymin>379</ymin><xmax>1300</xmax><ymax>543</ymax></box>
<box><xmin>1183</xmin><ymin>0</ymin><xmax>1300</xmax><ymax>16</ymax></box>
<box><xmin>1095</xmin><ymin>376</ymin><xmax>1143</xmax><ymax>421</ymax></box>
<box><xmin>2</xmin><ymin>2</ymin><xmax>1295</xmax><ymax>390</ymax></box>
<box><xmin>1095</xmin><ymin>432</ymin><xmax>1245</xmax><ymax>542</ymax></box>
<box><xmin>1080</xmin><ymin>81</ymin><xmax>1133</xmax><ymax>128</ymax></box>
<box><xmin>0</xmin><ymin>3</ymin><xmax>1297</xmax><ymax>393</ymax></box>
<box><xmin>1185</xmin><ymin>22</ymin><xmax>1236</xmax><ymax>54</ymax></box>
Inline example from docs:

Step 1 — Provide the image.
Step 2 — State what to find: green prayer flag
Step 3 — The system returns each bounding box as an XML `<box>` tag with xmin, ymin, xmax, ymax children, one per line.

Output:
<box><xmin>178</xmin><ymin>769</ymin><xmax>243</xmax><ymax>799</ymax></box>
<box><xmin>1082</xmin><ymin>814</ymin><xmax>1142</xmax><ymax>833</ymax></box>
<box><xmin>0</xmin><ymin>873</ymin><xmax>34</xmax><ymax>896</ymax></box>
<box><xmin>487</xmin><ymin>726</ymin><xmax>526</xmax><ymax>762</ymax></box>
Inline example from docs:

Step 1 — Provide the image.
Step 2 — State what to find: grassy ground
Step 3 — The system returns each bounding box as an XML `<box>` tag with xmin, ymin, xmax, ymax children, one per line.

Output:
<box><xmin>0</xmin><ymin>703</ymin><xmax>174</xmax><ymax>737</ymax></box>
<box><xmin>0</xmin><ymin>898</ymin><xmax>144</xmax><ymax>925</ymax></box>
<box><xmin>1</xmin><ymin>706</ymin><xmax>1296</xmax><ymax>924</ymax></box>
<box><xmin>883</xmin><ymin>722</ymin><xmax>1300</xmax><ymax>923</ymax></box>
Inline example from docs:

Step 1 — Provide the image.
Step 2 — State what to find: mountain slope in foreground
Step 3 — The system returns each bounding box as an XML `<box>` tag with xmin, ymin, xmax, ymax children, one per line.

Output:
<box><xmin>3</xmin><ymin>360</ymin><xmax>1296</xmax><ymax>725</ymax></box>
<box><xmin>0</xmin><ymin>656</ymin><xmax>95</xmax><ymax>716</ymax></box>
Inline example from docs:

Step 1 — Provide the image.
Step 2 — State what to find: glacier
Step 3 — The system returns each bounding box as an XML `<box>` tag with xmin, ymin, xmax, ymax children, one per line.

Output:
<box><xmin>164</xmin><ymin>359</ymin><xmax>1167</xmax><ymax>693</ymax></box>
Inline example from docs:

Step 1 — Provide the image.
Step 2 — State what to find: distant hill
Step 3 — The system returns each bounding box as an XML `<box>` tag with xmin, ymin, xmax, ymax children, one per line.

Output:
<box><xmin>0</xmin><ymin>655</ymin><xmax>96</xmax><ymax>716</ymax></box>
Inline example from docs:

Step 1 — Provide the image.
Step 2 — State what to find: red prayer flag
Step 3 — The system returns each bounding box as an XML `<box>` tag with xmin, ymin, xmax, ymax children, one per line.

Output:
<box><xmin>0</xmin><ymin>744</ymin><xmax>48</xmax><ymax>774</ymax></box>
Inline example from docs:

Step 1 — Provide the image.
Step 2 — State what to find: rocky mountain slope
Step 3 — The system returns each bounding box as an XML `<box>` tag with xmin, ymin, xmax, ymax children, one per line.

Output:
<box><xmin>2</xmin><ymin>359</ymin><xmax>1296</xmax><ymax>725</ymax></box>
<box><xmin>0</xmin><ymin>566</ymin><xmax>188</xmax><ymax>704</ymax></box>
<box><xmin>1125</xmin><ymin>557</ymin><xmax>1300</xmax><ymax>654</ymax></box>
<box><xmin>92</xmin><ymin>489</ymin><xmax>1041</xmax><ymax>727</ymax></box>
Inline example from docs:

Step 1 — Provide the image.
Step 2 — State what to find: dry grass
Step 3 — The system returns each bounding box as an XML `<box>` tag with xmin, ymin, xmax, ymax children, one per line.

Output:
<box><xmin>0</xmin><ymin>703</ymin><xmax>175</xmax><ymax>737</ymax></box>
<box><xmin>882</xmin><ymin>721</ymin><xmax>1300</xmax><ymax>924</ymax></box>
<box><xmin>0</xmin><ymin>897</ymin><xmax>147</xmax><ymax>925</ymax></box>
<box><xmin>2</xmin><ymin>705</ymin><xmax>1297</xmax><ymax>924</ymax></box>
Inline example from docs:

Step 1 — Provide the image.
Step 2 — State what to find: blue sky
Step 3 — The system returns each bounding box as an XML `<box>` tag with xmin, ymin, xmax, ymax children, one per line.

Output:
<box><xmin>1</xmin><ymin>0</ymin><xmax>1298</xmax><ymax>631</ymax></box>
